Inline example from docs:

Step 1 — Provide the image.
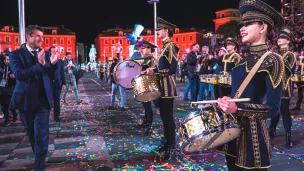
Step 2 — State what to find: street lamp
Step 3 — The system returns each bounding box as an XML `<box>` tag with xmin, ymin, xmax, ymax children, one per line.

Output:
<box><xmin>148</xmin><ymin>0</ymin><xmax>159</xmax><ymax>55</ymax></box>
<box><xmin>18</xmin><ymin>0</ymin><xmax>25</xmax><ymax>45</ymax></box>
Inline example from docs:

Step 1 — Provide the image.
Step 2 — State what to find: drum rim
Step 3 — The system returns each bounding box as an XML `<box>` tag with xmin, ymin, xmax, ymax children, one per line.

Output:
<box><xmin>134</xmin><ymin>91</ymin><xmax>161</xmax><ymax>102</ymax></box>
<box><xmin>179</xmin><ymin>124</ymin><xmax>241</xmax><ymax>152</ymax></box>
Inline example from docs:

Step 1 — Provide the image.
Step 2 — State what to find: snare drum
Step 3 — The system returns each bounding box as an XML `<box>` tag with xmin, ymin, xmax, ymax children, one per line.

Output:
<box><xmin>178</xmin><ymin>105</ymin><xmax>241</xmax><ymax>153</ymax></box>
<box><xmin>218</xmin><ymin>74</ymin><xmax>232</xmax><ymax>86</ymax></box>
<box><xmin>132</xmin><ymin>74</ymin><xmax>161</xmax><ymax>102</ymax></box>
<box><xmin>113</xmin><ymin>60</ymin><xmax>142</xmax><ymax>89</ymax></box>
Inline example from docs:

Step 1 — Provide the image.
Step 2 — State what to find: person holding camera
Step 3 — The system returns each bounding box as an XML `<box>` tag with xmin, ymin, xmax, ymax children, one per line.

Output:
<box><xmin>62</xmin><ymin>52</ymin><xmax>82</xmax><ymax>104</ymax></box>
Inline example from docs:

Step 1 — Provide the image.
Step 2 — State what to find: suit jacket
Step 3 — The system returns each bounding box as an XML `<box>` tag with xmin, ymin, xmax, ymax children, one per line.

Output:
<box><xmin>51</xmin><ymin>59</ymin><xmax>66</xmax><ymax>88</ymax></box>
<box><xmin>186</xmin><ymin>51</ymin><xmax>198</xmax><ymax>72</ymax></box>
<box><xmin>0</xmin><ymin>64</ymin><xmax>16</xmax><ymax>95</ymax></box>
<box><xmin>9</xmin><ymin>44</ymin><xmax>55</xmax><ymax>111</ymax></box>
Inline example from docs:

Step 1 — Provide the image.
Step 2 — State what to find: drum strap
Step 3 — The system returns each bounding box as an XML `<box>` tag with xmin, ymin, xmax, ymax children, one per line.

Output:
<box><xmin>234</xmin><ymin>51</ymin><xmax>272</xmax><ymax>99</ymax></box>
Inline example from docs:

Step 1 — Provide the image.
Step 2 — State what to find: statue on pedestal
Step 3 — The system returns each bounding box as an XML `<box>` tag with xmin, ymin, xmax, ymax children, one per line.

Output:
<box><xmin>89</xmin><ymin>44</ymin><xmax>97</xmax><ymax>63</ymax></box>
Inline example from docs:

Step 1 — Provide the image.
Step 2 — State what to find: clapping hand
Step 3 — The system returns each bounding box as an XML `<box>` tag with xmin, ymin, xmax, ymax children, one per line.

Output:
<box><xmin>38</xmin><ymin>49</ymin><xmax>46</xmax><ymax>66</ymax></box>
<box><xmin>50</xmin><ymin>45</ymin><xmax>61</xmax><ymax>64</ymax></box>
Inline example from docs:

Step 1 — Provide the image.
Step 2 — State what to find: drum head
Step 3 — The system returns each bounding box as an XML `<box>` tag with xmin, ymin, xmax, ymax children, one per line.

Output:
<box><xmin>114</xmin><ymin>60</ymin><xmax>142</xmax><ymax>89</ymax></box>
<box><xmin>135</xmin><ymin>91</ymin><xmax>161</xmax><ymax>102</ymax></box>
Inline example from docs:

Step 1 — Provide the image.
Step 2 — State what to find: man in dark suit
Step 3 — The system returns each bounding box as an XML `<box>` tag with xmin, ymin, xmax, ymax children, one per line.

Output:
<box><xmin>9</xmin><ymin>25</ymin><xmax>60</xmax><ymax>170</ymax></box>
<box><xmin>186</xmin><ymin>43</ymin><xmax>201</xmax><ymax>101</ymax></box>
<box><xmin>49</xmin><ymin>46</ymin><xmax>66</xmax><ymax>122</ymax></box>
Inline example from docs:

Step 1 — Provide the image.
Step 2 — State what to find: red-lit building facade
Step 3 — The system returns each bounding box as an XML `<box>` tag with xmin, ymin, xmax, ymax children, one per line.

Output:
<box><xmin>213</xmin><ymin>8</ymin><xmax>241</xmax><ymax>32</ymax></box>
<box><xmin>95</xmin><ymin>27</ymin><xmax>205</xmax><ymax>62</ymax></box>
<box><xmin>0</xmin><ymin>25</ymin><xmax>76</xmax><ymax>59</ymax></box>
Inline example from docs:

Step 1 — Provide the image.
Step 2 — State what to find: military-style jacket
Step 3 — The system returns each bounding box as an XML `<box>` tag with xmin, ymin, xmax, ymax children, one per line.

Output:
<box><xmin>156</xmin><ymin>38</ymin><xmax>179</xmax><ymax>98</ymax></box>
<box><xmin>141</xmin><ymin>56</ymin><xmax>155</xmax><ymax>71</ymax></box>
<box><xmin>217</xmin><ymin>44</ymin><xmax>284</xmax><ymax>169</ymax></box>
<box><xmin>280</xmin><ymin>48</ymin><xmax>296</xmax><ymax>99</ymax></box>
<box><xmin>222</xmin><ymin>51</ymin><xmax>242</xmax><ymax>74</ymax></box>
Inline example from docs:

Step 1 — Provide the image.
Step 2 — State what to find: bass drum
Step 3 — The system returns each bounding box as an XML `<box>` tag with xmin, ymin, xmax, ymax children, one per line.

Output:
<box><xmin>113</xmin><ymin>60</ymin><xmax>142</xmax><ymax>89</ymax></box>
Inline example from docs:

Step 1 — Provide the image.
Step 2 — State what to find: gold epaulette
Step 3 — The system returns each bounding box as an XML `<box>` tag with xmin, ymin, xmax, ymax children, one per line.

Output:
<box><xmin>245</xmin><ymin>52</ymin><xmax>284</xmax><ymax>89</ymax></box>
<box><xmin>282</xmin><ymin>51</ymin><xmax>296</xmax><ymax>69</ymax></box>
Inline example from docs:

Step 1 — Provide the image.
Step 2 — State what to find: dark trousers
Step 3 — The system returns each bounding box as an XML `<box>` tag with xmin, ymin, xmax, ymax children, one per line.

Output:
<box><xmin>153</xmin><ymin>99</ymin><xmax>159</xmax><ymax>108</ymax></box>
<box><xmin>100</xmin><ymin>72</ymin><xmax>104</xmax><ymax>81</ymax></box>
<box><xmin>142</xmin><ymin>102</ymin><xmax>153</xmax><ymax>124</ymax></box>
<box><xmin>0</xmin><ymin>95</ymin><xmax>17</xmax><ymax>121</ymax></box>
<box><xmin>159</xmin><ymin>98</ymin><xmax>175</xmax><ymax>147</ymax></box>
<box><xmin>270</xmin><ymin>99</ymin><xmax>292</xmax><ymax>132</ymax></box>
<box><xmin>295</xmin><ymin>83</ymin><xmax>304</xmax><ymax>107</ymax></box>
<box><xmin>19</xmin><ymin>106</ymin><xmax>50</xmax><ymax>171</ymax></box>
<box><xmin>226</xmin><ymin>155</ymin><xmax>268</xmax><ymax>171</ymax></box>
<box><xmin>52</xmin><ymin>82</ymin><xmax>62</xmax><ymax>119</ymax></box>
<box><xmin>188</xmin><ymin>72</ymin><xmax>198</xmax><ymax>101</ymax></box>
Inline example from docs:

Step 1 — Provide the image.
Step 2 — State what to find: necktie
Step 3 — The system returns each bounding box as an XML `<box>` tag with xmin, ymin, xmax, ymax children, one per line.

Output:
<box><xmin>31</xmin><ymin>51</ymin><xmax>38</xmax><ymax>63</ymax></box>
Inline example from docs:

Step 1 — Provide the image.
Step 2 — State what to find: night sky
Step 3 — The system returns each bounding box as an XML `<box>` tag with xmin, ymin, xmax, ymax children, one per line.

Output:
<box><xmin>1</xmin><ymin>0</ymin><xmax>281</xmax><ymax>46</ymax></box>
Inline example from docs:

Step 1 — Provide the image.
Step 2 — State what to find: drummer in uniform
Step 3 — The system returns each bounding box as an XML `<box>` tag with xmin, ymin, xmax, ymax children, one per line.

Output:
<box><xmin>216</xmin><ymin>0</ymin><xmax>285</xmax><ymax>170</ymax></box>
<box><xmin>138</xmin><ymin>39</ymin><xmax>157</xmax><ymax>136</ymax></box>
<box><xmin>269</xmin><ymin>28</ymin><xmax>296</xmax><ymax>147</ymax></box>
<box><xmin>221</xmin><ymin>37</ymin><xmax>242</xmax><ymax>96</ymax></box>
<box><xmin>146</xmin><ymin>17</ymin><xmax>179</xmax><ymax>161</ymax></box>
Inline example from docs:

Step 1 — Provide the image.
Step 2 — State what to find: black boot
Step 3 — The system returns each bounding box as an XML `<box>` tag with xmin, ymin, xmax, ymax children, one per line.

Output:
<box><xmin>157</xmin><ymin>139</ymin><xmax>168</xmax><ymax>152</ymax></box>
<box><xmin>290</xmin><ymin>106</ymin><xmax>300</xmax><ymax>111</ymax></box>
<box><xmin>144</xmin><ymin>124</ymin><xmax>153</xmax><ymax>136</ymax></box>
<box><xmin>286</xmin><ymin>132</ymin><xmax>293</xmax><ymax>148</ymax></box>
<box><xmin>163</xmin><ymin>147</ymin><xmax>176</xmax><ymax>161</ymax></box>
<box><xmin>269</xmin><ymin>127</ymin><xmax>276</xmax><ymax>138</ymax></box>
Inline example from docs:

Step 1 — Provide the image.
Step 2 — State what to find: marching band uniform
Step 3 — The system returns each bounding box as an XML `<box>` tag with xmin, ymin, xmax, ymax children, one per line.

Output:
<box><xmin>291</xmin><ymin>58</ymin><xmax>304</xmax><ymax>110</ymax></box>
<box><xmin>269</xmin><ymin>28</ymin><xmax>296</xmax><ymax>147</ymax></box>
<box><xmin>139</xmin><ymin>40</ymin><xmax>157</xmax><ymax>136</ymax></box>
<box><xmin>154</xmin><ymin>17</ymin><xmax>180</xmax><ymax>161</ymax></box>
<box><xmin>217</xmin><ymin>0</ymin><xmax>285</xmax><ymax>170</ymax></box>
<box><xmin>221</xmin><ymin>38</ymin><xmax>242</xmax><ymax>97</ymax></box>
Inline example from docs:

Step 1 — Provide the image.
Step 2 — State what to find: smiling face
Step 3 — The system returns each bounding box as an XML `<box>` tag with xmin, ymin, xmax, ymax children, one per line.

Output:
<box><xmin>26</xmin><ymin>29</ymin><xmax>44</xmax><ymax>49</ymax></box>
<box><xmin>240</xmin><ymin>21</ymin><xmax>268</xmax><ymax>45</ymax></box>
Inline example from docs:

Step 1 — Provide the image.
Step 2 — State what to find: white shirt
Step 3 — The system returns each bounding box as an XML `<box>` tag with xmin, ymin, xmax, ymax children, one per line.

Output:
<box><xmin>26</xmin><ymin>44</ymin><xmax>39</xmax><ymax>56</ymax></box>
<box><xmin>195</xmin><ymin>52</ymin><xmax>201</xmax><ymax>72</ymax></box>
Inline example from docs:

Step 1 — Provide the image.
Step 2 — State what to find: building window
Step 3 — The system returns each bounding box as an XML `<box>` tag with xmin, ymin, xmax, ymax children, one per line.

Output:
<box><xmin>176</xmin><ymin>37</ymin><xmax>178</xmax><ymax>42</ymax></box>
<box><xmin>67</xmin><ymin>39</ymin><xmax>71</xmax><ymax>45</ymax></box>
<box><xmin>61</xmin><ymin>47</ymin><xmax>64</xmax><ymax>54</ymax></box>
<box><xmin>60</xmin><ymin>38</ymin><xmax>64</xmax><ymax>45</ymax></box>
<box><xmin>190</xmin><ymin>36</ymin><xmax>192</xmax><ymax>41</ymax></box>
<box><xmin>45</xmin><ymin>38</ymin><xmax>49</xmax><ymax>45</ymax></box>
<box><xmin>175</xmin><ymin>28</ymin><xmax>180</xmax><ymax>34</ymax></box>
<box><xmin>67</xmin><ymin>47</ymin><xmax>71</xmax><ymax>52</ymax></box>
<box><xmin>147</xmin><ymin>30</ymin><xmax>152</xmax><ymax>35</ymax></box>
<box><xmin>111</xmin><ymin>40</ymin><xmax>115</xmax><ymax>45</ymax></box>
<box><xmin>118</xmin><ymin>31</ymin><xmax>123</xmax><ymax>36</ymax></box>
<box><xmin>15</xmin><ymin>37</ymin><xmax>19</xmax><ymax>43</ymax></box>
<box><xmin>221</xmin><ymin>14</ymin><xmax>225</xmax><ymax>18</ymax></box>
<box><xmin>183</xmin><ymin>37</ymin><xmax>185</xmax><ymax>42</ymax></box>
<box><xmin>52</xmin><ymin>30</ymin><xmax>57</xmax><ymax>34</ymax></box>
<box><xmin>104</xmin><ymin>40</ymin><xmax>108</xmax><ymax>45</ymax></box>
<box><xmin>5</xmin><ymin>36</ymin><xmax>10</xmax><ymax>42</ymax></box>
<box><xmin>53</xmin><ymin>39</ymin><xmax>57</xmax><ymax>45</ymax></box>
<box><xmin>105</xmin><ymin>47</ymin><xmax>109</xmax><ymax>53</ymax></box>
<box><xmin>119</xmin><ymin>39</ymin><xmax>122</xmax><ymax>44</ymax></box>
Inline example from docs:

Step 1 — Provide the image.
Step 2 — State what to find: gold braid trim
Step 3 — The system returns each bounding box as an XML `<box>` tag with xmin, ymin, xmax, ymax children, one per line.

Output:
<box><xmin>282</xmin><ymin>51</ymin><xmax>296</xmax><ymax>69</ymax></box>
<box><xmin>244</xmin><ymin>52</ymin><xmax>284</xmax><ymax>89</ymax></box>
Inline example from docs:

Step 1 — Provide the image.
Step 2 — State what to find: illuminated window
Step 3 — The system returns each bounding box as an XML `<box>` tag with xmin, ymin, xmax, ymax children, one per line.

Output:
<box><xmin>52</xmin><ymin>30</ymin><xmax>57</xmax><ymax>34</ymax></box>
<box><xmin>53</xmin><ymin>39</ymin><xmax>57</xmax><ymax>45</ymax></box>
<box><xmin>60</xmin><ymin>38</ymin><xmax>64</xmax><ymax>45</ymax></box>
<box><xmin>111</xmin><ymin>40</ymin><xmax>115</xmax><ymax>44</ymax></box>
<box><xmin>5</xmin><ymin>36</ymin><xmax>10</xmax><ymax>42</ymax></box>
<box><xmin>176</xmin><ymin>37</ymin><xmax>178</xmax><ymax>42</ymax></box>
<box><xmin>67</xmin><ymin>39</ymin><xmax>71</xmax><ymax>45</ymax></box>
<box><xmin>104</xmin><ymin>40</ymin><xmax>108</xmax><ymax>45</ymax></box>
<box><xmin>15</xmin><ymin>37</ymin><xmax>19</xmax><ymax>43</ymax></box>
<box><xmin>45</xmin><ymin>39</ymin><xmax>49</xmax><ymax>45</ymax></box>
<box><xmin>190</xmin><ymin>36</ymin><xmax>192</xmax><ymax>41</ymax></box>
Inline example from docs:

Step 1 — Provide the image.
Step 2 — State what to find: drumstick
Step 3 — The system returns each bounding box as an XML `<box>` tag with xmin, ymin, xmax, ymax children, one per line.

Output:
<box><xmin>191</xmin><ymin>98</ymin><xmax>251</xmax><ymax>105</ymax></box>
